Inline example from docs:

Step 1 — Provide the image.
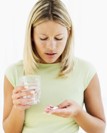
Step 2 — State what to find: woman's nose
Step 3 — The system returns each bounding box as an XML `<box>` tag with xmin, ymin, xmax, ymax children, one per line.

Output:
<box><xmin>46</xmin><ymin>40</ymin><xmax>56</xmax><ymax>50</ymax></box>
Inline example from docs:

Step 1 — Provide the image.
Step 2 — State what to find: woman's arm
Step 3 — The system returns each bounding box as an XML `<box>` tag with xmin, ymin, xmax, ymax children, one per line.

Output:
<box><xmin>3</xmin><ymin>76</ymin><xmax>32</xmax><ymax>133</ymax></box>
<box><xmin>76</xmin><ymin>73</ymin><xmax>106</xmax><ymax>133</ymax></box>
<box><xmin>3</xmin><ymin>76</ymin><xmax>25</xmax><ymax>133</ymax></box>
<box><xmin>45</xmin><ymin>74</ymin><xmax>106</xmax><ymax>133</ymax></box>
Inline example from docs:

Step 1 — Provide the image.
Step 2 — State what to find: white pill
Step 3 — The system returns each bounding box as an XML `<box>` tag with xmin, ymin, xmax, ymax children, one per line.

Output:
<box><xmin>52</xmin><ymin>106</ymin><xmax>58</xmax><ymax>110</ymax></box>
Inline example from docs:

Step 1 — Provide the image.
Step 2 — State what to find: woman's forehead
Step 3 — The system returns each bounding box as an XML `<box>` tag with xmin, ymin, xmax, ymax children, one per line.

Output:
<box><xmin>33</xmin><ymin>21</ymin><xmax>67</xmax><ymax>34</ymax></box>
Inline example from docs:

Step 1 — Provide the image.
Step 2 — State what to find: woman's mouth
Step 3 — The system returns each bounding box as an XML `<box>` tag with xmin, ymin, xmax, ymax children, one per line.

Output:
<box><xmin>45</xmin><ymin>53</ymin><xmax>56</xmax><ymax>55</ymax></box>
<box><xmin>45</xmin><ymin>53</ymin><xmax>57</xmax><ymax>57</ymax></box>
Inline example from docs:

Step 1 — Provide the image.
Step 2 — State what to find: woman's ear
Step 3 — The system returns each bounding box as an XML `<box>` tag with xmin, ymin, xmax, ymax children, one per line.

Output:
<box><xmin>67</xmin><ymin>29</ymin><xmax>71</xmax><ymax>38</ymax></box>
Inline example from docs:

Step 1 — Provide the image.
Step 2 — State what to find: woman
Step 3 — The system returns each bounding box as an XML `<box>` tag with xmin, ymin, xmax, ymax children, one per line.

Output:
<box><xmin>3</xmin><ymin>0</ymin><xmax>106</xmax><ymax>133</ymax></box>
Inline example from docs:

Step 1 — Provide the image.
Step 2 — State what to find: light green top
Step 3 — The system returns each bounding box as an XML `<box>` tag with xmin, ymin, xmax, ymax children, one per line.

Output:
<box><xmin>5</xmin><ymin>57</ymin><xmax>96</xmax><ymax>133</ymax></box>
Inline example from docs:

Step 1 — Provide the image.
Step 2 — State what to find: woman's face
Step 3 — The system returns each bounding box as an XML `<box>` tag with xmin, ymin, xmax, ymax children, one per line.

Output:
<box><xmin>33</xmin><ymin>20</ymin><xmax>69</xmax><ymax>64</ymax></box>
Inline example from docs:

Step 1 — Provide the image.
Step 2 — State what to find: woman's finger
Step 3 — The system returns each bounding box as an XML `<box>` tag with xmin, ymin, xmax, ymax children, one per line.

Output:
<box><xmin>50</xmin><ymin>108</ymin><xmax>69</xmax><ymax>117</ymax></box>
<box><xmin>12</xmin><ymin>90</ymin><xmax>34</xmax><ymax>100</ymax></box>
<box><xmin>58</xmin><ymin>100</ymin><xmax>72</xmax><ymax>108</ymax></box>
<box><xmin>13</xmin><ymin>86</ymin><xmax>25</xmax><ymax>94</ymax></box>
<box><xmin>13</xmin><ymin>97</ymin><xmax>34</xmax><ymax>106</ymax></box>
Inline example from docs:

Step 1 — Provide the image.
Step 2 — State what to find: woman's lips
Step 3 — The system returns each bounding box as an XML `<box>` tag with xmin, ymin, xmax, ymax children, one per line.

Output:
<box><xmin>45</xmin><ymin>53</ymin><xmax>57</xmax><ymax>57</ymax></box>
<box><xmin>45</xmin><ymin>53</ymin><xmax>56</xmax><ymax>55</ymax></box>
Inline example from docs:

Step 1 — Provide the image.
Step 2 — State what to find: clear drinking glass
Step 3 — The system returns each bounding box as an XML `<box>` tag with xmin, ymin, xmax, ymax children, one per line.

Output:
<box><xmin>19</xmin><ymin>75</ymin><xmax>41</xmax><ymax>105</ymax></box>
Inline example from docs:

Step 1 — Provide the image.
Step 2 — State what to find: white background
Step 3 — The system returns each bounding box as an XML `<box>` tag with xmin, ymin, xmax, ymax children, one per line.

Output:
<box><xmin>0</xmin><ymin>0</ymin><xmax>107</xmax><ymax>132</ymax></box>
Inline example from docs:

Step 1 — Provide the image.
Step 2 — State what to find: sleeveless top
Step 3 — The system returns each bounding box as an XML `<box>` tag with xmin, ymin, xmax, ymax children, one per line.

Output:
<box><xmin>5</xmin><ymin>57</ymin><xmax>96</xmax><ymax>133</ymax></box>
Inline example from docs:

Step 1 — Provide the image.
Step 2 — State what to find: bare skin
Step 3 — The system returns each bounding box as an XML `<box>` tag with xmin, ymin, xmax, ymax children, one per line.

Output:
<box><xmin>3</xmin><ymin>76</ymin><xmax>34</xmax><ymax>133</ymax></box>
<box><xmin>3</xmin><ymin>21</ymin><xmax>69</xmax><ymax>133</ymax></box>
<box><xmin>3</xmin><ymin>21</ymin><xmax>106</xmax><ymax>133</ymax></box>
<box><xmin>45</xmin><ymin>74</ymin><xmax>106</xmax><ymax>133</ymax></box>
<box><xmin>3</xmin><ymin>73</ymin><xmax>106</xmax><ymax>133</ymax></box>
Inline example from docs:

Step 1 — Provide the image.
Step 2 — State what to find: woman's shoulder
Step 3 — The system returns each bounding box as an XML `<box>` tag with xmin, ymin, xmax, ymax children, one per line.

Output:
<box><xmin>13</xmin><ymin>60</ymin><xmax>23</xmax><ymax>67</ymax></box>
<box><xmin>5</xmin><ymin>60</ymin><xmax>23</xmax><ymax>73</ymax></box>
<box><xmin>5</xmin><ymin>60</ymin><xmax>24</xmax><ymax>87</ymax></box>
<box><xmin>74</xmin><ymin>57</ymin><xmax>96</xmax><ymax>72</ymax></box>
<box><xmin>74</xmin><ymin>57</ymin><xmax>97</xmax><ymax>89</ymax></box>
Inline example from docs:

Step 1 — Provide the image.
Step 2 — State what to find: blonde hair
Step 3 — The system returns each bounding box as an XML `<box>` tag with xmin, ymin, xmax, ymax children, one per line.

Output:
<box><xmin>23</xmin><ymin>0</ymin><xmax>74</xmax><ymax>77</ymax></box>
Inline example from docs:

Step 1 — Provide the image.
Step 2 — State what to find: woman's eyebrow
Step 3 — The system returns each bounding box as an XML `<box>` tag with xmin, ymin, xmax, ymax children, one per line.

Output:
<box><xmin>39</xmin><ymin>33</ymin><xmax>64</xmax><ymax>36</ymax></box>
<box><xmin>56</xmin><ymin>33</ymin><xmax>64</xmax><ymax>36</ymax></box>
<box><xmin>39</xmin><ymin>34</ymin><xmax>47</xmax><ymax>36</ymax></box>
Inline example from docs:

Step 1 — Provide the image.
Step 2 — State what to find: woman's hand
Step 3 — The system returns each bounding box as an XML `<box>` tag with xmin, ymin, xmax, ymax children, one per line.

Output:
<box><xmin>45</xmin><ymin>100</ymin><xmax>82</xmax><ymax>118</ymax></box>
<box><xmin>12</xmin><ymin>86</ymin><xmax>34</xmax><ymax>111</ymax></box>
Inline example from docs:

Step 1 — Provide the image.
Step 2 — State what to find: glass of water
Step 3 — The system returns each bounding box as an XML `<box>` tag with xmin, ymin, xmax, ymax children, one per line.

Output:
<box><xmin>19</xmin><ymin>75</ymin><xmax>41</xmax><ymax>105</ymax></box>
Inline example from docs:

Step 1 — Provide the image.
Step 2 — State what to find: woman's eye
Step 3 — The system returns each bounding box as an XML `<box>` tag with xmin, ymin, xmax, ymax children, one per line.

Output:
<box><xmin>55</xmin><ymin>38</ymin><xmax>63</xmax><ymax>41</ymax></box>
<box><xmin>40</xmin><ymin>38</ymin><xmax>48</xmax><ymax>41</ymax></box>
